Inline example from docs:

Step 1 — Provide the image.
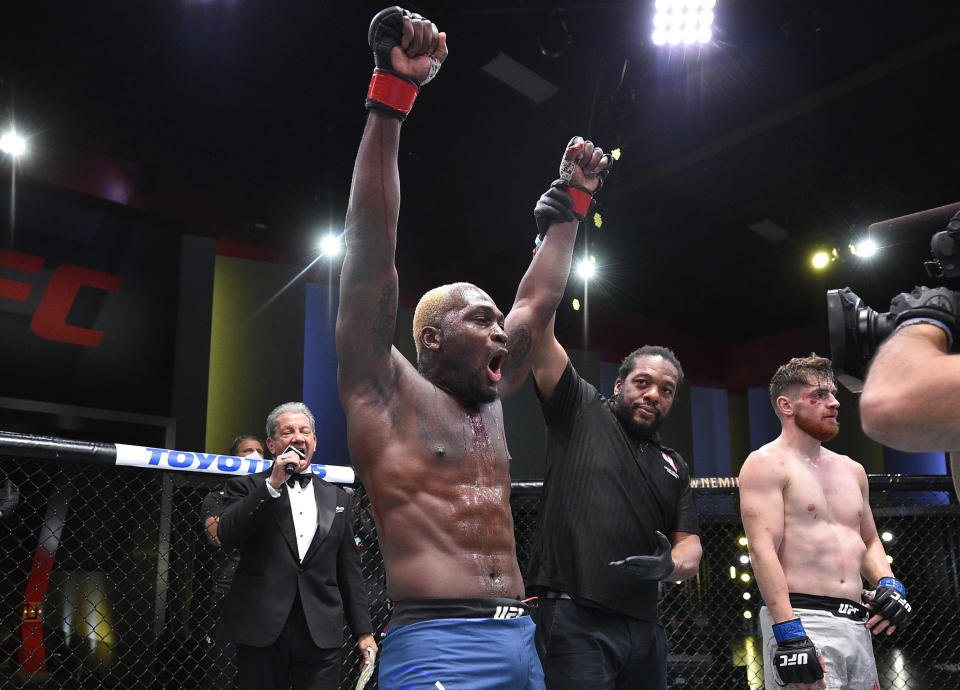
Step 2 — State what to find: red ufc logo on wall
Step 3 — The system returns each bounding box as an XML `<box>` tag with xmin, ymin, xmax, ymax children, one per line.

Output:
<box><xmin>0</xmin><ymin>249</ymin><xmax>123</xmax><ymax>347</ymax></box>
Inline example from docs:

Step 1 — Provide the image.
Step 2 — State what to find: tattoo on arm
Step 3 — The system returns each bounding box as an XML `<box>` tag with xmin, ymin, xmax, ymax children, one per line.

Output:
<box><xmin>503</xmin><ymin>323</ymin><xmax>532</xmax><ymax>379</ymax></box>
<box><xmin>372</xmin><ymin>281</ymin><xmax>398</xmax><ymax>356</ymax></box>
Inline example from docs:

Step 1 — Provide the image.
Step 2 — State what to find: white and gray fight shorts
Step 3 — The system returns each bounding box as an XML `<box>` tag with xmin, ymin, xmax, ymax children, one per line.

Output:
<box><xmin>760</xmin><ymin>593</ymin><xmax>879</xmax><ymax>690</ymax></box>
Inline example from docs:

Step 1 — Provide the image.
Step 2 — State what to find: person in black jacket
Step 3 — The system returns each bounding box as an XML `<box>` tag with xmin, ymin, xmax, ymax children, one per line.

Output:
<box><xmin>217</xmin><ymin>402</ymin><xmax>375</xmax><ymax>690</ymax></box>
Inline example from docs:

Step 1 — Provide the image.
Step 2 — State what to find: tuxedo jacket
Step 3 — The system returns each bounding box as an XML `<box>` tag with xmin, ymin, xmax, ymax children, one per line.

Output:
<box><xmin>215</xmin><ymin>469</ymin><xmax>372</xmax><ymax>648</ymax></box>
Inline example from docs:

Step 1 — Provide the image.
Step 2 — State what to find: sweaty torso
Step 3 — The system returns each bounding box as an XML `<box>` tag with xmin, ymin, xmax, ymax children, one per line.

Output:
<box><xmin>779</xmin><ymin>446</ymin><xmax>867</xmax><ymax>601</ymax></box>
<box><xmin>346</xmin><ymin>366</ymin><xmax>524</xmax><ymax>600</ymax></box>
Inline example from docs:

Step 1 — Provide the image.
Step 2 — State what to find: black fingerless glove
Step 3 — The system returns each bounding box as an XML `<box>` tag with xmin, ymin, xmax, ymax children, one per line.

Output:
<box><xmin>871</xmin><ymin>577</ymin><xmax>912</xmax><ymax>630</ymax></box>
<box><xmin>366</xmin><ymin>7</ymin><xmax>423</xmax><ymax>120</ymax></box>
<box><xmin>771</xmin><ymin>618</ymin><xmax>823</xmax><ymax>686</ymax></box>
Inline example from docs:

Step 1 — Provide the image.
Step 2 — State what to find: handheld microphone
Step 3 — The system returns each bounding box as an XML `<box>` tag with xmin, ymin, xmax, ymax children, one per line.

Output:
<box><xmin>281</xmin><ymin>445</ymin><xmax>306</xmax><ymax>475</ymax></box>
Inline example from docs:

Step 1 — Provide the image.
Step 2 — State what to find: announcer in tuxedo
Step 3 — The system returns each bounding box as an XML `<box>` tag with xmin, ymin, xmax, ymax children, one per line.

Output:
<box><xmin>218</xmin><ymin>402</ymin><xmax>376</xmax><ymax>690</ymax></box>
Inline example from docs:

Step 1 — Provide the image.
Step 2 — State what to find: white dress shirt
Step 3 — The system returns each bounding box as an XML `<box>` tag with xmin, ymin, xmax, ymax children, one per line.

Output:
<box><xmin>265</xmin><ymin>477</ymin><xmax>318</xmax><ymax>562</ymax></box>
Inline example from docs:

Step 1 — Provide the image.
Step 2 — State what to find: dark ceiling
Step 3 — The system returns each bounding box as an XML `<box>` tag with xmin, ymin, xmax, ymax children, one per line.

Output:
<box><xmin>4</xmin><ymin>0</ymin><xmax>960</xmax><ymax>346</ymax></box>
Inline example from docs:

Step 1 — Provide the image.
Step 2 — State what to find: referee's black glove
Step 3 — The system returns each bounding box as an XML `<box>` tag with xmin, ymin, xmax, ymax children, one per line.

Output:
<box><xmin>608</xmin><ymin>531</ymin><xmax>674</xmax><ymax>581</ymax></box>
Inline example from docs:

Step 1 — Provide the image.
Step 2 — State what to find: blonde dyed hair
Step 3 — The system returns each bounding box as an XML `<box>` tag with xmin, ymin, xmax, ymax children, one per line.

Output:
<box><xmin>412</xmin><ymin>282</ymin><xmax>477</xmax><ymax>360</ymax></box>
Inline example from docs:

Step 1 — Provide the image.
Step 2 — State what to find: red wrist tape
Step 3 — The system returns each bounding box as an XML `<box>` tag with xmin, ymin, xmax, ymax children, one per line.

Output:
<box><xmin>366</xmin><ymin>69</ymin><xmax>419</xmax><ymax>118</ymax></box>
<box><xmin>567</xmin><ymin>186</ymin><xmax>593</xmax><ymax>219</ymax></box>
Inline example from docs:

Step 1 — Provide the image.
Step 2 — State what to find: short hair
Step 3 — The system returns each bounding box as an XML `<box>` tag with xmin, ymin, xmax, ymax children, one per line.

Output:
<box><xmin>265</xmin><ymin>402</ymin><xmax>316</xmax><ymax>440</ymax></box>
<box><xmin>412</xmin><ymin>282</ymin><xmax>476</xmax><ymax>360</ymax></box>
<box><xmin>228</xmin><ymin>434</ymin><xmax>262</xmax><ymax>456</ymax></box>
<box><xmin>617</xmin><ymin>345</ymin><xmax>685</xmax><ymax>386</ymax></box>
<box><xmin>768</xmin><ymin>353</ymin><xmax>834</xmax><ymax>410</ymax></box>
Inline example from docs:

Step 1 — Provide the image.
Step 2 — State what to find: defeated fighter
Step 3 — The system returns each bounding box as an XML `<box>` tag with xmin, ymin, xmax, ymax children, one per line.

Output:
<box><xmin>739</xmin><ymin>354</ymin><xmax>911</xmax><ymax>690</ymax></box>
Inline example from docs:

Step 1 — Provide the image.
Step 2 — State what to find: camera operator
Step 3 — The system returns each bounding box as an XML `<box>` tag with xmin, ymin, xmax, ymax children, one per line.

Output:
<box><xmin>860</xmin><ymin>286</ymin><xmax>959</xmax><ymax>452</ymax></box>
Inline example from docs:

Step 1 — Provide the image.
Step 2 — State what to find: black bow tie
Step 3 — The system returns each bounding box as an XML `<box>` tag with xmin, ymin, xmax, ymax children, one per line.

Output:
<box><xmin>286</xmin><ymin>473</ymin><xmax>312</xmax><ymax>489</ymax></box>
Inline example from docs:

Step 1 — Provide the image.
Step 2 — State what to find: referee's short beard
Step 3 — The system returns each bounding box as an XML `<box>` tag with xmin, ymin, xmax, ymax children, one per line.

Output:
<box><xmin>612</xmin><ymin>392</ymin><xmax>667</xmax><ymax>439</ymax></box>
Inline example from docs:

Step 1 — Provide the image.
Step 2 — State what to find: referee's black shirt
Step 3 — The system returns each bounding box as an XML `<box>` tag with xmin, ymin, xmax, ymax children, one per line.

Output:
<box><xmin>526</xmin><ymin>360</ymin><xmax>700</xmax><ymax>623</ymax></box>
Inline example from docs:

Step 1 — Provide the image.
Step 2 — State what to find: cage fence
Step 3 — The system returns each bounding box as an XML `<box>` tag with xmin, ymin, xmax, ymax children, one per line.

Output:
<box><xmin>0</xmin><ymin>455</ymin><xmax>957</xmax><ymax>689</ymax></box>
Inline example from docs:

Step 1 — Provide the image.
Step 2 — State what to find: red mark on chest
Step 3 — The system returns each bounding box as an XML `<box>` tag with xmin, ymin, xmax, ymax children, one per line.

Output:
<box><xmin>807</xmin><ymin>503</ymin><xmax>815</xmax><ymax>512</ymax></box>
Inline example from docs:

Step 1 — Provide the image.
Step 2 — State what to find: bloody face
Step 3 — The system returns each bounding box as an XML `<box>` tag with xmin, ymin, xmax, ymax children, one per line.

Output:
<box><xmin>793</xmin><ymin>378</ymin><xmax>840</xmax><ymax>442</ymax></box>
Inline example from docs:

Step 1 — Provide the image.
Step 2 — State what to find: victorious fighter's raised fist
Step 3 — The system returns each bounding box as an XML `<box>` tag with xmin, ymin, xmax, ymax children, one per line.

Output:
<box><xmin>366</xmin><ymin>7</ymin><xmax>448</xmax><ymax>120</ymax></box>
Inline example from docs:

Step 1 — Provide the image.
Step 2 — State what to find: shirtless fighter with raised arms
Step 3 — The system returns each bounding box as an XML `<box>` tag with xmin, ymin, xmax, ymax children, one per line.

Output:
<box><xmin>336</xmin><ymin>7</ymin><xmax>610</xmax><ymax>689</ymax></box>
<box><xmin>738</xmin><ymin>354</ymin><xmax>912</xmax><ymax>690</ymax></box>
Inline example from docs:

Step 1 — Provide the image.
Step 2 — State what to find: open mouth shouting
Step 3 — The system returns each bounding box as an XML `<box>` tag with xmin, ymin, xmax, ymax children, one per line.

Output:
<box><xmin>487</xmin><ymin>348</ymin><xmax>508</xmax><ymax>383</ymax></box>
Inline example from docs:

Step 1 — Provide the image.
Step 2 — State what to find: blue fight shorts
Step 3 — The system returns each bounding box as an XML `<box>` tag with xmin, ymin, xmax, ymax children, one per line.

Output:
<box><xmin>379</xmin><ymin>598</ymin><xmax>545</xmax><ymax>690</ymax></box>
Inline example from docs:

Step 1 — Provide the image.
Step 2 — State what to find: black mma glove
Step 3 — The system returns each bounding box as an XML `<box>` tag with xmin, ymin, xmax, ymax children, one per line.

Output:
<box><xmin>533</xmin><ymin>183</ymin><xmax>577</xmax><ymax>252</ymax></box>
<box><xmin>366</xmin><ymin>7</ymin><xmax>440</xmax><ymax>120</ymax></box>
<box><xmin>771</xmin><ymin>618</ymin><xmax>823</xmax><ymax>687</ymax></box>
<box><xmin>869</xmin><ymin>577</ymin><xmax>912</xmax><ymax>630</ymax></box>
<box><xmin>556</xmin><ymin>136</ymin><xmax>612</xmax><ymax>221</ymax></box>
<box><xmin>889</xmin><ymin>286</ymin><xmax>958</xmax><ymax>347</ymax></box>
<box><xmin>608</xmin><ymin>531</ymin><xmax>675</xmax><ymax>581</ymax></box>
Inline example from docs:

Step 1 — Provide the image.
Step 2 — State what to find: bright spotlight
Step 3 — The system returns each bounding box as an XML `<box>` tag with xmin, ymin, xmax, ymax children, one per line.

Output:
<box><xmin>739</xmin><ymin>554</ymin><xmax>750</xmax><ymax>564</ymax></box>
<box><xmin>740</xmin><ymin>572</ymin><xmax>751</xmax><ymax>583</ymax></box>
<box><xmin>886</xmin><ymin>555</ymin><xmax>893</xmax><ymax>564</ymax></box>
<box><xmin>811</xmin><ymin>251</ymin><xmax>830</xmax><ymax>269</ymax></box>
<box><xmin>653</xmin><ymin>0</ymin><xmax>715</xmax><ymax>47</ymax></box>
<box><xmin>743</xmin><ymin>610</ymin><xmax>753</xmax><ymax>619</ymax></box>
<box><xmin>576</xmin><ymin>257</ymin><xmax>596</xmax><ymax>281</ymax></box>
<box><xmin>0</xmin><ymin>131</ymin><xmax>26</xmax><ymax>157</ymax></box>
<box><xmin>854</xmin><ymin>238</ymin><xmax>878</xmax><ymax>258</ymax></box>
<box><xmin>571</xmin><ymin>298</ymin><xmax>581</xmax><ymax>311</ymax></box>
<box><xmin>729</xmin><ymin>566</ymin><xmax>737</xmax><ymax>579</ymax></box>
<box><xmin>610</xmin><ymin>147</ymin><xmax>622</xmax><ymax>161</ymax></box>
<box><xmin>593</xmin><ymin>211</ymin><xmax>603</xmax><ymax>228</ymax></box>
<box><xmin>737</xmin><ymin>536</ymin><xmax>748</xmax><ymax>547</ymax></box>
<box><xmin>881</xmin><ymin>531</ymin><xmax>893</xmax><ymax>542</ymax></box>
<box><xmin>319</xmin><ymin>233</ymin><xmax>342</xmax><ymax>257</ymax></box>
<box><xmin>742</xmin><ymin>592</ymin><xmax>751</xmax><ymax>600</ymax></box>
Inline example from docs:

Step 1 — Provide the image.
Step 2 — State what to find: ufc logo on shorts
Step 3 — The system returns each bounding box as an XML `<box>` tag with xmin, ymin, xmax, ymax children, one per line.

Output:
<box><xmin>838</xmin><ymin>603</ymin><xmax>859</xmax><ymax>615</ymax></box>
<box><xmin>493</xmin><ymin>606</ymin><xmax>524</xmax><ymax>619</ymax></box>
<box><xmin>778</xmin><ymin>652</ymin><xmax>808</xmax><ymax>667</ymax></box>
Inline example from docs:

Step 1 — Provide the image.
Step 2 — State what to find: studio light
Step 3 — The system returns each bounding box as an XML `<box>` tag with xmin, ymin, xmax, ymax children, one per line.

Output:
<box><xmin>652</xmin><ymin>0</ymin><xmax>715</xmax><ymax>46</ymax></box>
<box><xmin>0</xmin><ymin>130</ymin><xmax>26</xmax><ymax>157</ymax></box>
<box><xmin>576</xmin><ymin>256</ymin><xmax>596</xmax><ymax>281</ymax></box>
<box><xmin>319</xmin><ymin>233</ymin><xmax>342</xmax><ymax>257</ymax></box>
<box><xmin>851</xmin><ymin>238</ymin><xmax>879</xmax><ymax>258</ymax></box>
<box><xmin>811</xmin><ymin>251</ymin><xmax>830</xmax><ymax>269</ymax></box>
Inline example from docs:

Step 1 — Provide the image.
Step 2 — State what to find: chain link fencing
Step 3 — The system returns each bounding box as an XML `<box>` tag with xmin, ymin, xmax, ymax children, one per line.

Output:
<box><xmin>0</xmin><ymin>453</ymin><xmax>957</xmax><ymax>689</ymax></box>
